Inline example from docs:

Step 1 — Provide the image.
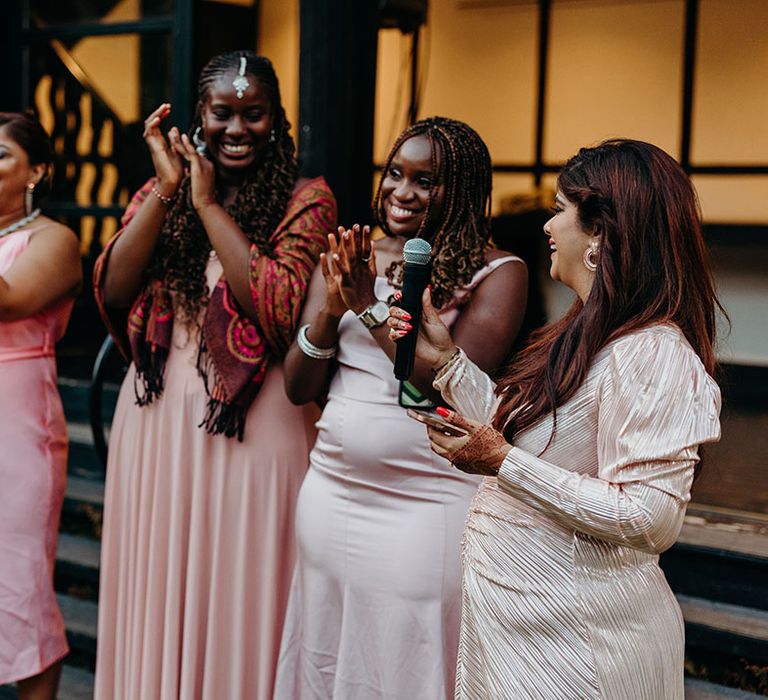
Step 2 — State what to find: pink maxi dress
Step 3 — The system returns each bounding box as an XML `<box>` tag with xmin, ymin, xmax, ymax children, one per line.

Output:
<box><xmin>0</xmin><ymin>228</ymin><xmax>72</xmax><ymax>684</ymax></box>
<box><xmin>94</xmin><ymin>255</ymin><xmax>321</xmax><ymax>699</ymax></box>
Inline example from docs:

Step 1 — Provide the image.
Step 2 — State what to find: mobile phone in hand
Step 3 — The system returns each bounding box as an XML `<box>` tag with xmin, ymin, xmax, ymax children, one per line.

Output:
<box><xmin>406</xmin><ymin>408</ymin><xmax>468</xmax><ymax>437</ymax></box>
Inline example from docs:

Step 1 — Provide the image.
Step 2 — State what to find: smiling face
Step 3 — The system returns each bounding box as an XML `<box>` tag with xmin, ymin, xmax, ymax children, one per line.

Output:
<box><xmin>544</xmin><ymin>191</ymin><xmax>599</xmax><ymax>300</ymax></box>
<box><xmin>199</xmin><ymin>73</ymin><xmax>273</xmax><ymax>176</ymax></box>
<box><xmin>0</xmin><ymin>125</ymin><xmax>45</xmax><ymax>217</ymax></box>
<box><xmin>380</xmin><ymin>134</ymin><xmax>445</xmax><ymax>239</ymax></box>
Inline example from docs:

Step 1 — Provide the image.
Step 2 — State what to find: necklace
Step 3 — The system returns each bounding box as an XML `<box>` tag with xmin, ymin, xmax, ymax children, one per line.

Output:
<box><xmin>0</xmin><ymin>209</ymin><xmax>42</xmax><ymax>238</ymax></box>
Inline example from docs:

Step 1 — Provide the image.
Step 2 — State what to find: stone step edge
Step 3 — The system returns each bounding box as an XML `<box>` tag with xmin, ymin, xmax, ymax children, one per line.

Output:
<box><xmin>684</xmin><ymin>677</ymin><xmax>765</xmax><ymax>699</ymax></box>
<box><xmin>57</xmin><ymin>532</ymin><xmax>101</xmax><ymax>571</ymax></box>
<box><xmin>678</xmin><ymin>593</ymin><xmax>768</xmax><ymax>643</ymax></box>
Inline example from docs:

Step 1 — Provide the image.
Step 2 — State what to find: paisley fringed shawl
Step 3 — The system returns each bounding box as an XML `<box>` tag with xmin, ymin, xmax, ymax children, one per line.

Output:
<box><xmin>94</xmin><ymin>177</ymin><xmax>336</xmax><ymax>440</ymax></box>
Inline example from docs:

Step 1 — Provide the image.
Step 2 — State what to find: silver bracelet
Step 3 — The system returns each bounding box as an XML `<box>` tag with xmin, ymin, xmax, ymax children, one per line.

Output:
<box><xmin>297</xmin><ymin>324</ymin><xmax>337</xmax><ymax>360</ymax></box>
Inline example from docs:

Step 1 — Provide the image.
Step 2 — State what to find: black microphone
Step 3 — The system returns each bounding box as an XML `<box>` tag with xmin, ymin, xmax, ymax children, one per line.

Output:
<box><xmin>394</xmin><ymin>238</ymin><xmax>432</xmax><ymax>381</ymax></box>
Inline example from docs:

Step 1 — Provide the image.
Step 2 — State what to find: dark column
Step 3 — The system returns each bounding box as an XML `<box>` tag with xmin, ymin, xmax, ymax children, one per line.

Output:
<box><xmin>0</xmin><ymin>0</ymin><xmax>24</xmax><ymax>111</ymax></box>
<box><xmin>298</xmin><ymin>0</ymin><xmax>380</xmax><ymax>226</ymax></box>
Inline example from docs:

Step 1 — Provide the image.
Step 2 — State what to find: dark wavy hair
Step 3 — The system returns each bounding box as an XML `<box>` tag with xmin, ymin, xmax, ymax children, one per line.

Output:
<box><xmin>0</xmin><ymin>111</ymin><xmax>54</xmax><ymax>203</ymax></box>
<box><xmin>145</xmin><ymin>51</ymin><xmax>298</xmax><ymax>323</ymax></box>
<box><xmin>373</xmin><ymin>116</ymin><xmax>493</xmax><ymax>308</ymax></box>
<box><xmin>494</xmin><ymin>138</ymin><xmax>724</xmax><ymax>444</ymax></box>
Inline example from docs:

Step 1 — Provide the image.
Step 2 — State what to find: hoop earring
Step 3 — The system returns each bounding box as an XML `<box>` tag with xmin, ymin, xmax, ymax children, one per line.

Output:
<box><xmin>192</xmin><ymin>127</ymin><xmax>207</xmax><ymax>156</ymax></box>
<box><xmin>269</xmin><ymin>128</ymin><xmax>276</xmax><ymax>144</ymax></box>
<box><xmin>583</xmin><ymin>240</ymin><xmax>599</xmax><ymax>272</ymax></box>
<box><xmin>25</xmin><ymin>183</ymin><xmax>35</xmax><ymax>215</ymax></box>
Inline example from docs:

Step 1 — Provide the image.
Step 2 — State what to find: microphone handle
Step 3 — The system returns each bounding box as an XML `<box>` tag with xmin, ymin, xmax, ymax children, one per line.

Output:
<box><xmin>394</xmin><ymin>261</ymin><xmax>432</xmax><ymax>381</ymax></box>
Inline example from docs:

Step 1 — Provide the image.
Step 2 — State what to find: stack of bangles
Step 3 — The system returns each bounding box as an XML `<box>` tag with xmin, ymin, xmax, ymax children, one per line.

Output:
<box><xmin>297</xmin><ymin>324</ymin><xmax>337</xmax><ymax>360</ymax></box>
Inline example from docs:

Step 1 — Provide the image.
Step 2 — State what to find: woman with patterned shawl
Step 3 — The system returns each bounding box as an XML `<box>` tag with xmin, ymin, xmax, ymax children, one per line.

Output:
<box><xmin>92</xmin><ymin>51</ymin><xmax>335</xmax><ymax>699</ymax></box>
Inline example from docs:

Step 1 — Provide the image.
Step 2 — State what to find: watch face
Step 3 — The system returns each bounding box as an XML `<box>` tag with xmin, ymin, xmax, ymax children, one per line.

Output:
<box><xmin>371</xmin><ymin>301</ymin><xmax>389</xmax><ymax>324</ymax></box>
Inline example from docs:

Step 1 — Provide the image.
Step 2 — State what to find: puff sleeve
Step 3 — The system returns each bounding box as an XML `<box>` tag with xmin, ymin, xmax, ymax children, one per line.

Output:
<box><xmin>496</xmin><ymin>329</ymin><xmax>722</xmax><ymax>554</ymax></box>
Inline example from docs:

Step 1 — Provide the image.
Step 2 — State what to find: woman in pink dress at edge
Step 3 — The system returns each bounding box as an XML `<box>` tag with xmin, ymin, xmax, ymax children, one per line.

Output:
<box><xmin>389</xmin><ymin>139</ymin><xmax>724</xmax><ymax>699</ymax></box>
<box><xmin>0</xmin><ymin>112</ymin><xmax>82</xmax><ymax>700</ymax></box>
<box><xmin>275</xmin><ymin>117</ymin><xmax>528</xmax><ymax>699</ymax></box>
<box><xmin>92</xmin><ymin>52</ymin><xmax>335</xmax><ymax>699</ymax></box>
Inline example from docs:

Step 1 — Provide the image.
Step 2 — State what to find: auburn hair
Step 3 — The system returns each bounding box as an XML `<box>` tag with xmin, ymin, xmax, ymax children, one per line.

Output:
<box><xmin>494</xmin><ymin>138</ymin><xmax>724</xmax><ymax>443</ymax></box>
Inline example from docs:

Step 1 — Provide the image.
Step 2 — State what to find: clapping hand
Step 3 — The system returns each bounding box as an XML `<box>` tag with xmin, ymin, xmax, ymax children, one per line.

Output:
<box><xmin>325</xmin><ymin>224</ymin><xmax>377</xmax><ymax>314</ymax></box>
<box><xmin>142</xmin><ymin>103</ymin><xmax>184</xmax><ymax>198</ymax></box>
<box><xmin>173</xmin><ymin>132</ymin><xmax>217</xmax><ymax>212</ymax></box>
<box><xmin>426</xmin><ymin>409</ymin><xmax>511</xmax><ymax>477</ymax></box>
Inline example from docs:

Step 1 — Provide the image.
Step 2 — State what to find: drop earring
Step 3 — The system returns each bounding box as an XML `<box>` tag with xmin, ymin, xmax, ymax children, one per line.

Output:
<box><xmin>583</xmin><ymin>240</ymin><xmax>599</xmax><ymax>272</ymax></box>
<box><xmin>193</xmin><ymin>126</ymin><xmax>207</xmax><ymax>156</ymax></box>
<box><xmin>25</xmin><ymin>183</ymin><xmax>35</xmax><ymax>215</ymax></box>
<box><xmin>269</xmin><ymin>128</ymin><xmax>276</xmax><ymax>144</ymax></box>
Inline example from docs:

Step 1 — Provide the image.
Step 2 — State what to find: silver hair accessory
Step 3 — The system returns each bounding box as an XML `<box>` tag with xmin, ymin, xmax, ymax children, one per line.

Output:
<box><xmin>25</xmin><ymin>182</ymin><xmax>35</xmax><ymax>215</ymax></box>
<box><xmin>192</xmin><ymin>127</ymin><xmax>207</xmax><ymax>156</ymax></box>
<box><xmin>583</xmin><ymin>240</ymin><xmax>599</xmax><ymax>272</ymax></box>
<box><xmin>232</xmin><ymin>56</ymin><xmax>250</xmax><ymax>99</ymax></box>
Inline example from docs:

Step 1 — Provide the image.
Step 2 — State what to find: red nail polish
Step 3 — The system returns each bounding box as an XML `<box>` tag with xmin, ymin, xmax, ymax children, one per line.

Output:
<box><xmin>394</xmin><ymin>291</ymin><xmax>402</xmax><ymax>301</ymax></box>
<box><xmin>404</xmin><ymin>323</ymin><xmax>413</xmax><ymax>331</ymax></box>
<box><xmin>436</xmin><ymin>407</ymin><xmax>450</xmax><ymax>418</ymax></box>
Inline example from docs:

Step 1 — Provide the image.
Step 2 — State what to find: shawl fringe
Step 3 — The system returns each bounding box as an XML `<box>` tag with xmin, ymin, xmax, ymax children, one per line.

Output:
<box><xmin>133</xmin><ymin>343</ymin><xmax>168</xmax><ymax>406</ymax></box>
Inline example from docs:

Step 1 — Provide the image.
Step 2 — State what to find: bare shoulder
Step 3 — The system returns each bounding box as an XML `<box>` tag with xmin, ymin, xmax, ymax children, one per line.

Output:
<box><xmin>28</xmin><ymin>217</ymin><xmax>80</xmax><ymax>248</ymax></box>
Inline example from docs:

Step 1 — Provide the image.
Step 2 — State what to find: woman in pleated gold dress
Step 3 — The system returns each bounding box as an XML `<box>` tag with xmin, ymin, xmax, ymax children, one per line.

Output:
<box><xmin>389</xmin><ymin>139</ymin><xmax>723</xmax><ymax>699</ymax></box>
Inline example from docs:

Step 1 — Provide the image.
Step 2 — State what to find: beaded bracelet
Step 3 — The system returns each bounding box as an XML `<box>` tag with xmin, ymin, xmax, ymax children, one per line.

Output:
<box><xmin>151</xmin><ymin>184</ymin><xmax>175</xmax><ymax>205</ymax></box>
<box><xmin>297</xmin><ymin>324</ymin><xmax>337</xmax><ymax>360</ymax></box>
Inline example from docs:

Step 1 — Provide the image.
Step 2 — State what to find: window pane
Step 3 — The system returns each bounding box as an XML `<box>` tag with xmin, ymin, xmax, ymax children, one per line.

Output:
<box><xmin>29</xmin><ymin>31</ymin><xmax>173</xmax><ymax>223</ymax></box>
<box><xmin>692</xmin><ymin>0</ymin><xmax>768</xmax><ymax>164</ymax></box>
<box><xmin>545</xmin><ymin>0</ymin><xmax>684</xmax><ymax>162</ymax></box>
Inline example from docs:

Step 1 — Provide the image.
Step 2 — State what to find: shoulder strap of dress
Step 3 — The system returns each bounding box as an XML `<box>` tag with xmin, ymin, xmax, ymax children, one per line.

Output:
<box><xmin>467</xmin><ymin>254</ymin><xmax>524</xmax><ymax>289</ymax></box>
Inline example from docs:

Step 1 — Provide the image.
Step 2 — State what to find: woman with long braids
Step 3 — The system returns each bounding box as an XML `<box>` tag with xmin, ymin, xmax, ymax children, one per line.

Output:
<box><xmin>275</xmin><ymin>117</ymin><xmax>528</xmax><ymax>698</ymax></box>
<box><xmin>390</xmin><ymin>139</ymin><xmax>722</xmax><ymax>698</ymax></box>
<box><xmin>92</xmin><ymin>51</ymin><xmax>335</xmax><ymax>698</ymax></box>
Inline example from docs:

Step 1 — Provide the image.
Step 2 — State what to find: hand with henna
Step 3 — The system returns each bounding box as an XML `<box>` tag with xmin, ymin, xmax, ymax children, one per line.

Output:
<box><xmin>426</xmin><ymin>407</ymin><xmax>512</xmax><ymax>477</ymax></box>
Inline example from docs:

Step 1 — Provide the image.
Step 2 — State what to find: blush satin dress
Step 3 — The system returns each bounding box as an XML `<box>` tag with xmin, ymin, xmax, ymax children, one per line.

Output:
<box><xmin>433</xmin><ymin>324</ymin><xmax>722</xmax><ymax>699</ymax></box>
<box><xmin>275</xmin><ymin>256</ymin><xmax>523</xmax><ymax>699</ymax></box>
<box><xmin>0</xmin><ymin>228</ymin><xmax>72</xmax><ymax>684</ymax></box>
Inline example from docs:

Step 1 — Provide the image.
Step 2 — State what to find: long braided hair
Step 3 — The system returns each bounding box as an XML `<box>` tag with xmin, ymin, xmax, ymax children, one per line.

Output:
<box><xmin>373</xmin><ymin>117</ymin><xmax>493</xmax><ymax>308</ymax></box>
<box><xmin>145</xmin><ymin>51</ymin><xmax>298</xmax><ymax>324</ymax></box>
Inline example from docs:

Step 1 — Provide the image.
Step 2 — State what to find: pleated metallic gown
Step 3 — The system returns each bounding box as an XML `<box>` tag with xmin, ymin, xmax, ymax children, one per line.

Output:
<box><xmin>433</xmin><ymin>324</ymin><xmax>721</xmax><ymax>700</ymax></box>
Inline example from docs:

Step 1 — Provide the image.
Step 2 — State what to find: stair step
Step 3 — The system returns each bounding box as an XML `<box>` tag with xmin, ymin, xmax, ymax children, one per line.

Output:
<box><xmin>56</xmin><ymin>533</ymin><xmax>100</xmax><ymax>599</ymax></box>
<box><xmin>57</xmin><ymin>664</ymin><xmax>95</xmax><ymax>700</ymax></box>
<box><xmin>681</xmin><ymin>505</ymin><xmax>768</xmax><ymax>559</ymax></box>
<box><xmin>57</xmin><ymin>593</ymin><xmax>98</xmax><ymax>674</ymax></box>
<box><xmin>678</xmin><ymin>594</ymin><xmax>768</xmax><ymax>643</ymax></box>
<box><xmin>58</xmin><ymin>377</ymin><xmax>120</xmax><ymax>426</ymax></box>
<box><xmin>0</xmin><ymin>664</ymin><xmax>95</xmax><ymax>700</ymax></box>
<box><xmin>65</xmin><ymin>475</ymin><xmax>105</xmax><ymax>508</ymax></box>
<box><xmin>685</xmin><ymin>677</ymin><xmax>765</xmax><ymax>699</ymax></box>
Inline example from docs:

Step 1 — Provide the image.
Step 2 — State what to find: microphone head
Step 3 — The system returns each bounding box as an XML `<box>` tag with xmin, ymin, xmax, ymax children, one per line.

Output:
<box><xmin>402</xmin><ymin>238</ymin><xmax>432</xmax><ymax>266</ymax></box>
